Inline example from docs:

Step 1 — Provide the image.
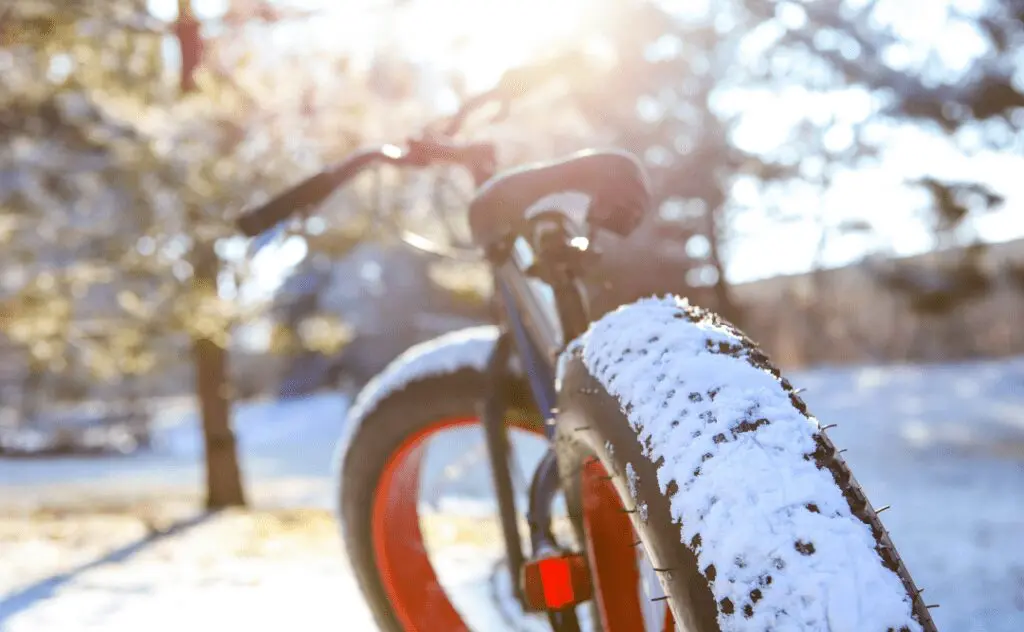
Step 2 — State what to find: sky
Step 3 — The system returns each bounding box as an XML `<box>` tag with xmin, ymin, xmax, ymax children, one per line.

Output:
<box><xmin>147</xmin><ymin>0</ymin><xmax>1023</xmax><ymax>299</ymax></box>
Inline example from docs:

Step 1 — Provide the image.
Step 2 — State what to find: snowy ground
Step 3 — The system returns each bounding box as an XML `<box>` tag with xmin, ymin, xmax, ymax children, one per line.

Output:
<box><xmin>1</xmin><ymin>356</ymin><xmax>1023</xmax><ymax>631</ymax></box>
<box><xmin>0</xmin><ymin>508</ymin><xmax>379</xmax><ymax>632</ymax></box>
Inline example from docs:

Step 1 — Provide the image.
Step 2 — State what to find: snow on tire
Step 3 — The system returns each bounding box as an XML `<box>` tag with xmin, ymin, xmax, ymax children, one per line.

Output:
<box><xmin>561</xmin><ymin>295</ymin><xmax>936</xmax><ymax>632</ymax></box>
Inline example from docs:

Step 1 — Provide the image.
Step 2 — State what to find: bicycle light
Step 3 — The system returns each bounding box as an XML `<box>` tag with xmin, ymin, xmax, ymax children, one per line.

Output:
<box><xmin>521</xmin><ymin>552</ymin><xmax>593</xmax><ymax>612</ymax></box>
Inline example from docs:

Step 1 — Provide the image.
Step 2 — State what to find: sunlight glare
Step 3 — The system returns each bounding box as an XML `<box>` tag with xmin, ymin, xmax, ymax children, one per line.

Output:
<box><xmin>395</xmin><ymin>0</ymin><xmax>591</xmax><ymax>88</ymax></box>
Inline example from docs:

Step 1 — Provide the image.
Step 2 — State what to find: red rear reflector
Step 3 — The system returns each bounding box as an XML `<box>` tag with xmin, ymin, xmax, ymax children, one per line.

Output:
<box><xmin>521</xmin><ymin>553</ymin><xmax>592</xmax><ymax>612</ymax></box>
<box><xmin>539</xmin><ymin>558</ymin><xmax>573</xmax><ymax>609</ymax></box>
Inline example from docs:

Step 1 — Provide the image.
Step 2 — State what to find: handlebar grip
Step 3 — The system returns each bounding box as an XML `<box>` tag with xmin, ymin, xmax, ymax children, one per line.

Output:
<box><xmin>236</xmin><ymin>170</ymin><xmax>337</xmax><ymax>237</ymax></box>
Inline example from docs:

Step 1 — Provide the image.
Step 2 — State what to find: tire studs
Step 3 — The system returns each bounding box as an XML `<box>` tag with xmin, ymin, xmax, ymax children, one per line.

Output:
<box><xmin>876</xmin><ymin>504</ymin><xmax>891</xmax><ymax>514</ymax></box>
<box><xmin>820</xmin><ymin>423</ymin><xmax>838</xmax><ymax>431</ymax></box>
<box><xmin>926</xmin><ymin>604</ymin><xmax>940</xmax><ymax>609</ymax></box>
<box><xmin>651</xmin><ymin>595</ymin><xmax>670</xmax><ymax>602</ymax></box>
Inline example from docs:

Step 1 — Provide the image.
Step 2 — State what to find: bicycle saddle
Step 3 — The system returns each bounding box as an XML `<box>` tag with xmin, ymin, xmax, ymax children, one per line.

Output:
<box><xmin>468</xmin><ymin>149</ymin><xmax>651</xmax><ymax>249</ymax></box>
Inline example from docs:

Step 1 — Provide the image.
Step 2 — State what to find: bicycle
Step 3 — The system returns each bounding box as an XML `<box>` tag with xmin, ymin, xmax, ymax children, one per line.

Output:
<box><xmin>237</xmin><ymin>64</ymin><xmax>938</xmax><ymax>632</ymax></box>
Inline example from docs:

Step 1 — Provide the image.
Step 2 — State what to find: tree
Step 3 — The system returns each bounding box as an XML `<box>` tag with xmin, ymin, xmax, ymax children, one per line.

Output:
<box><xmin>174</xmin><ymin>0</ymin><xmax>246</xmax><ymax>508</ymax></box>
<box><xmin>0</xmin><ymin>0</ymin><xmax>173</xmax><ymax>427</ymax></box>
<box><xmin>0</xmin><ymin>0</ymin><xmax>362</xmax><ymax>497</ymax></box>
<box><xmin>538</xmin><ymin>0</ymin><xmax>821</xmax><ymax>325</ymax></box>
<box><xmin>776</xmin><ymin>0</ymin><xmax>1020</xmax><ymax>357</ymax></box>
<box><xmin>168</xmin><ymin>0</ymin><xmax>367</xmax><ymax>507</ymax></box>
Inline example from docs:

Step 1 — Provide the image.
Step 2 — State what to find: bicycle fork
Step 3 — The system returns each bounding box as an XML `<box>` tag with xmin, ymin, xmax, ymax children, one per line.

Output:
<box><xmin>480</xmin><ymin>330</ymin><xmax>587</xmax><ymax>632</ymax></box>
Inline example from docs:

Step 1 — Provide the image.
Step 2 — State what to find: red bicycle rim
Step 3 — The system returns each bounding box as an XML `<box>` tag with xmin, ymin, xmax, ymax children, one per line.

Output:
<box><xmin>372</xmin><ymin>418</ymin><xmax>674</xmax><ymax>631</ymax></box>
<box><xmin>582</xmin><ymin>459</ymin><xmax>675</xmax><ymax>632</ymax></box>
<box><xmin>370</xmin><ymin>416</ymin><xmax>540</xmax><ymax>631</ymax></box>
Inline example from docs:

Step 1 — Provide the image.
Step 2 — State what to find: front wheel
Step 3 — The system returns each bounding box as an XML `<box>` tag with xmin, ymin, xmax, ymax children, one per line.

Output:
<box><xmin>554</xmin><ymin>296</ymin><xmax>938</xmax><ymax>632</ymax></box>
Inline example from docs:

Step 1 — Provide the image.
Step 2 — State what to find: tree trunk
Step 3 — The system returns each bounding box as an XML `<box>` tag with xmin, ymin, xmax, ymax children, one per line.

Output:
<box><xmin>177</xmin><ymin>0</ymin><xmax>245</xmax><ymax>509</ymax></box>
<box><xmin>192</xmin><ymin>242</ymin><xmax>246</xmax><ymax>509</ymax></box>
<box><xmin>19</xmin><ymin>359</ymin><xmax>46</xmax><ymax>427</ymax></box>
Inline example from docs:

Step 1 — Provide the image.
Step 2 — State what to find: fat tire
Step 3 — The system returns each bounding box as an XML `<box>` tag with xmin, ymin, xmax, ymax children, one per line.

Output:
<box><xmin>338</xmin><ymin>368</ymin><xmax>538</xmax><ymax>632</ymax></box>
<box><xmin>557</xmin><ymin>357</ymin><xmax>720</xmax><ymax>632</ymax></box>
<box><xmin>554</xmin><ymin>298</ymin><xmax>938</xmax><ymax>632</ymax></box>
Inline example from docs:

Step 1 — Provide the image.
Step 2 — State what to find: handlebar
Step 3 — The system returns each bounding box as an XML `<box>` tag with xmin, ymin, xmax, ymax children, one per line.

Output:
<box><xmin>236</xmin><ymin>140</ymin><xmax>495</xmax><ymax>238</ymax></box>
<box><xmin>237</xmin><ymin>148</ymin><xmax>394</xmax><ymax>237</ymax></box>
<box><xmin>236</xmin><ymin>51</ymin><xmax>581</xmax><ymax>239</ymax></box>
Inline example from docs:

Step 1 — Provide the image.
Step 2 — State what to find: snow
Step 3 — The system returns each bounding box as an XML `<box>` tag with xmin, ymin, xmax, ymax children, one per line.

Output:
<box><xmin>569</xmin><ymin>295</ymin><xmax>921</xmax><ymax>631</ymax></box>
<box><xmin>0</xmin><ymin>394</ymin><xmax>350</xmax><ymax>511</ymax></box>
<box><xmin>0</xmin><ymin>509</ymin><xmax>379</xmax><ymax>632</ymax></box>
<box><xmin>1</xmin><ymin>318</ymin><xmax>1024</xmax><ymax>631</ymax></box>
<box><xmin>333</xmin><ymin>325</ymin><xmax>507</xmax><ymax>482</ymax></box>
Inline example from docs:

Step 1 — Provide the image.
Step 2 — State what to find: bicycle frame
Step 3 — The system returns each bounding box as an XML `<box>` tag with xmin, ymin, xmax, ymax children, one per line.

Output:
<box><xmin>237</xmin><ymin>109</ymin><xmax>602</xmax><ymax>629</ymax></box>
<box><xmin>239</xmin><ymin>75</ymin><xmax>938</xmax><ymax>630</ymax></box>
<box><xmin>477</xmin><ymin>221</ymin><xmax>595</xmax><ymax>625</ymax></box>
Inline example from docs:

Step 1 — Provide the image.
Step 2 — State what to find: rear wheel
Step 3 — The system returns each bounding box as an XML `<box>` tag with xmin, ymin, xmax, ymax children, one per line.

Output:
<box><xmin>339</xmin><ymin>368</ymin><xmax>544</xmax><ymax>631</ymax></box>
<box><xmin>554</xmin><ymin>296</ymin><xmax>938</xmax><ymax>632</ymax></box>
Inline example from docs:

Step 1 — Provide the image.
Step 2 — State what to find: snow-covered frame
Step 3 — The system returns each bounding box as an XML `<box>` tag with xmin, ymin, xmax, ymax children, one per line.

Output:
<box><xmin>332</xmin><ymin>325</ymin><xmax>509</xmax><ymax>485</ymax></box>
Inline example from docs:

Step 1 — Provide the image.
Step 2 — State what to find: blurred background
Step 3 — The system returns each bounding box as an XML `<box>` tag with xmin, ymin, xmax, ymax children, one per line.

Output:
<box><xmin>1</xmin><ymin>0</ymin><xmax>1022</xmax><ymax>631</ymax></box>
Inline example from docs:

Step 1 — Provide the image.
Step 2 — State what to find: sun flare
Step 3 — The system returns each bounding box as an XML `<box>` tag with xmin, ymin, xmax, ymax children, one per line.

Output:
<box><xmin>395</xmin><ymin>0</ymin><xmax>593</xmax><ymax>87</ymax></box>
